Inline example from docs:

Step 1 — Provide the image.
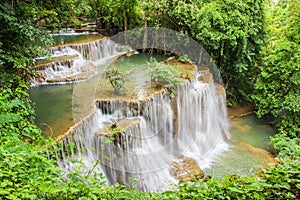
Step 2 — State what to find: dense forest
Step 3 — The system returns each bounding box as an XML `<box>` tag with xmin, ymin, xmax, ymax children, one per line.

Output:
<box><xmin>0</xmin><ymin>0</ymin><xmax>299</xmax><ymax>199</ymax></box>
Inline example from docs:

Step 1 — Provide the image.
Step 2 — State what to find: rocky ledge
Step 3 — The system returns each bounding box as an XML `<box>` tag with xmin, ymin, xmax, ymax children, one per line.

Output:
<box><xmin>34</xmin><ymin>61</ymin><xmax>96</xmax><ymax>84</ymax></box>
<box><xmin>170</xmin><ymin>156</ymin><xmax>205</xmax><ymax>181</ymax></box>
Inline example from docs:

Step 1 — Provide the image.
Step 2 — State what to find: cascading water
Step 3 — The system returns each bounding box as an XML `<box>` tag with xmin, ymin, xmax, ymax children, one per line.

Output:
<box><xmin>49</xmin><ymin>38</ymin><xmax>121</xmax><ymax>61</ymax></box>
<box><xmin>32</xmin><ymin>38</ymin><xmax>125</xmax><ymax>85</ymax></box>
<box><xmin>55</xmin><ymin>77</ymin><xmax>230</xmax><ymax>192</ymax></box>
<box><xmin>30</xmin><ymin>31</ymin><xmax>274</xmax><ymax>192</ymax></box>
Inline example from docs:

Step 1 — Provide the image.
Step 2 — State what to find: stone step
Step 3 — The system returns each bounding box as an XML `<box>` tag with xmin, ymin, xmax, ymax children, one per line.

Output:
<box><xmin>34</xmin><ymin>54</ymin><xmax>79</xmax><ymax>70</ymax></box>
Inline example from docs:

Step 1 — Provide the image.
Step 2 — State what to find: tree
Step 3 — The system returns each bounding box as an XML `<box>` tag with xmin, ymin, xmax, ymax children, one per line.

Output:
<box><xmin>0</xmin><ymin>2</ymin><xmax>53</xmax><ymax>140</ymax></box>
<box><xmin>252</xmin><ymin>0</ymin><xmax>300</xmax><ymax>137</ymax></box>
<box><xmin>103</xmin><ymin>67</ymin><xmax>128</xmax><ymax>95</ymax></box>
<box><xmin>88</xmin><ymin>0</ymin><xmax>139</xmax><ymax>34</ymax></box>
<box><xmin>141</xmin><ymin>0</ymin><xmax>265</xmax><ymax>105</ymax></box>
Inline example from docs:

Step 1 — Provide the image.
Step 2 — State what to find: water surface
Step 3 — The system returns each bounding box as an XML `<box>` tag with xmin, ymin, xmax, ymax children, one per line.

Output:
<box><xmin>206</xmin><ymin>114</ymin><xmax>275</xmax><ymax>179</ymax></box>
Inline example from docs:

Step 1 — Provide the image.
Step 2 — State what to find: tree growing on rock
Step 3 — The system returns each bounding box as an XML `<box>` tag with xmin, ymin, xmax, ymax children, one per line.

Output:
<box><xmin>103</xmin><ymin>67</ymin><xmax>128</xmax><ymax>95</ymax></box>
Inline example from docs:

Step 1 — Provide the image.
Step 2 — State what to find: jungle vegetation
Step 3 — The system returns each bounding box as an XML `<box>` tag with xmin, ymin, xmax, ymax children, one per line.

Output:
<box><xmin>0</xmin><ymin>0</ymin><xmax>299</xmax><ymax>199</ymax></box>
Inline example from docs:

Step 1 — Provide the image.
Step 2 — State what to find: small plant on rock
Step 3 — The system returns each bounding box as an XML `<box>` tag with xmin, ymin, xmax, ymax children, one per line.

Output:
<box><xmin>148</xmin><ymin>62</ymin><xmax>181</xmax><ymax>98</ymax></box>
<box><xmin>103</xmin><ymin>67</ymin><xmax>128</xmax><ymax>95</ymax></box>
<box><xmin>178</xmin><ymin>55</ymin><xmax>192</xmax><ymax>64</ymax></box>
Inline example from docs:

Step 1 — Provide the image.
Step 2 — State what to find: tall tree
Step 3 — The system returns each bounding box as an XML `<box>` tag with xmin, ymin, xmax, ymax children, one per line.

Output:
<box><xmin>141</xmin><ymin>0</ymin><xmax>266</xmax><ymax>105</ymax></box>
<box><xmin>0</xmin><ymin>2</ymin><xmax>52</xmax><ymax>139</ymax></box>
<box><xmin>252</xmin><ymin>0</ymin><xmax>300</xmax><ymax>137</ymax></box>
<box><xmin>88</xmin><ymin>0</ymin><xmax>139</xmax><ymax>34</ymax></box>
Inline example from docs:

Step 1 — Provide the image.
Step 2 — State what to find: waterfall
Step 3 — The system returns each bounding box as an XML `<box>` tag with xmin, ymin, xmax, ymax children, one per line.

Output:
<box><xmin>49</xmin><ymin>38</ymin><xmax>121</xmax><ymax>61</ymax></box>
<box><xmin>32</xmin><ymin>38</ymin><xmax>126</xmax><ymax>85</ymax></box>
<box><xmin>55</xmin><ymin>77</ymin><xmax>230</xmax><ymax>192</ymax></box>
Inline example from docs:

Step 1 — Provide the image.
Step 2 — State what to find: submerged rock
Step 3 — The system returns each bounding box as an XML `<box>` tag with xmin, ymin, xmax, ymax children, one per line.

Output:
<box><xmin>238</xmin><ymin>142</ymin><xmax>276</xmax><ymax>164</ymax></box>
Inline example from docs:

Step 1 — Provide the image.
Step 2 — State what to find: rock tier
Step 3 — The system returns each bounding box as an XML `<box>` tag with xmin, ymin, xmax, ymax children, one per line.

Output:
<box><xmin>170</xmin><ymin>156</ymin><xmax>205</xmax><ymax>181</ymax></box>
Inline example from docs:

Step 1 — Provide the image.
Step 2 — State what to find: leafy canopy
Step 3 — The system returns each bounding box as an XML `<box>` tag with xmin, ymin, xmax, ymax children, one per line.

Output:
<box><xmin>252</xmin><ymin>0</ymin><xmax>300</xmax><ymax>137</ymax></box>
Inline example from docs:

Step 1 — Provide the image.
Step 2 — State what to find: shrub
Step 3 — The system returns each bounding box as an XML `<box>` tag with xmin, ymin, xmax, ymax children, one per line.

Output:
<box><xmin>103</xmin><ymin>67</ymin><xmax>128</xmax><ymax>95</ymax></box>
<box><xmin>178</xmin><ymin>55</ymin><xmax>192</xmax><ymax>64</ymax></box>
<box><xmin>148</xmin><ymin>62</ymin><xmax>181</xmax><ymax>98</ymax></box>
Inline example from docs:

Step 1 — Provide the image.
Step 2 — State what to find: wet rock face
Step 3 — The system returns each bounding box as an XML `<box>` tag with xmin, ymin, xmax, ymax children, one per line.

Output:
<box><xmin>170</xmin><ymin>157</ymin><xmax>204</xmax><ymax>181</ymax></box>
<box><xmin>34</xmin><ymin>62</ymin><xmax>96</xmax><ymax>84</ymax></box>
<box><xmin>32</xmin><ymin>37</ymin><xmax>124</xmax><ymax>85</ymax></box>
<box><xmin>97</xmin><ymin>99</ymin><xmax>142</xmax><ymax>116</ymax></box>
<box><xmin>198</xmin><ymin>72</ymin><xmax>213</xmax><ymax>83</ymax></box>
<box><xmin>34</xmin><ymin>72</ymin><xmax>45</xmax><ymax>83</ymax></box>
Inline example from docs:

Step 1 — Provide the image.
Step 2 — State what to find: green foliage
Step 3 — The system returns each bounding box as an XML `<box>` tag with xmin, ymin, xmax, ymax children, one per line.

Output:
<box><xmin>158</xmin><ymin>176</ymin><xmax>265</xmax><ymax>200</ymax></box>
<box><xmin>271</xmin><ymin>134</ymin><xmax>300</xmax><ymax>159</ymax></box>
<box><xmin>149</xmin><ymin>63</ymin><xmax>179</xmax><ymax>88</ymax></box>
<box><xmin>148</xmin><ymin>60</ymin><xmax>182</xmax><ymax>98</ymax></box>
<box><xmin>261</xmin><ymin>133</ymin><xmax>300</xmax><ymax>199</ymax></box>
<box><xmin>0</xmin><ymin>137</ymin><xmax>117</xmax><ymax>199</ymax></box>
<box><xmin>0</xmin><ymin>2</ymin><xmax>51</xmax><ymax>82</ymax></box>
<box><xmin>72</xmin><ymin>0</ymin><xmax>93</xmax><ymax>20</ymax></box>
<box><xmin>0</xmin><ymin>1</ymin><xmax>299</xmax><ymax>199</ymax></box>
<box><xmin>0</xmin><ymin>140</ymin><xmax>58</xmax><ymax>199</ymax></box>
<box><xmin>88</xmin><ymin>0</ymin><xmax>140</xmax><ymax>32</ymax></box>
<box><xmin>260</xmin><ymin>160</ymin><xmax>300</xmax><ymax>199</ymax></box>
<box><xmin>178</xmin><ymin>55</ymin><xmax>192</xmax><ymax>64</ymax></box>
<box><xmin>252</xmin><ymin>0</ymin><xmax>300</xmax><ymax>137</ymax></box>
<box><xmin>0</xmin><ymin>85</ymin><xmax>41</xmax><ymax>140</ymax></box>
<box><xmin>29</xmin><ymin>0</ymin><xmax>78</xmax><ymax>28</ymax></box>
<box><xmin>142</xmin><ymin>0</ymin><xmax>265</xmax><ymax>104</ymax></box>
<box><xmin>103</xmin><ymin>67</ymin><xmax>129</xmax><ymax>95</ymax></box>
<box><xmin>0</xmin><ymin>2</ymin><xmax>52</xmax><ymax>141</ymax></box>
<box><xmin>141</xmin><ymin>0</ymin><xmax>171</xmax><ymax>27</ymax></box>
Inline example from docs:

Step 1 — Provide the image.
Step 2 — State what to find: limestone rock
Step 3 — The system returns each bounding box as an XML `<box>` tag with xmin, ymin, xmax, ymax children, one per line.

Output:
<box><xmin>34</xmin><ymin>72</ymin><xmax>45</xmax><ymax>83</ymax></box>
<box><xmin>170</xmin><ymin>157</ymin><xmax>204</xmax><ymax>181</ymax></box>
<box><xmin>198</xmin><ymin>72</ymin><xmax>213</xmax><ymax>83</ymax></box>
<box><xmin>214</xmin><ymin>83</ymin><xmax>226</xmax><ymax>96</ymax></box>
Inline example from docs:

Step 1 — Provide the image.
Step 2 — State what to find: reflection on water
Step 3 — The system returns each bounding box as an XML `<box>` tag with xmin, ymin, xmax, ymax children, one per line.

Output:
<box><xmin>53</xmin><ymin>33</ymin><xmax>103</xmax><ymax>45</ymax></box>
<box><xmin>30</xmin><ymin>84</ymin><xmax>74</xmax><ymax>137</ymax></box>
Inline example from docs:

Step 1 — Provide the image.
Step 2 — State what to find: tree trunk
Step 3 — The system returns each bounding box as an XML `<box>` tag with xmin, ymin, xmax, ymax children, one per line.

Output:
<box><xmin>124</xmin><ymin>16</ymin><xmax>128</xmax><ymax>43</ymax></box>
<box><xmin>142</xmin><ymin>17</ymin><xmax>148</xmax><ymax>52</ymax></box>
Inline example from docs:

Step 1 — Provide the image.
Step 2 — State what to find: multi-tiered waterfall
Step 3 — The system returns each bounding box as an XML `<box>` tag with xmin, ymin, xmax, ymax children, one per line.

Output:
<box><xmin>32</xmin><ymin>38</ymin><xmax>126</xmax><ymax>85</ymax></box>
<box><xmin>29</xmin><ymin>31</ymin><xmax>274</xmax><ymax>191</ymax></box>
<box><xmin>55</xmin><ymin>70</ymin><xmax>230</xmax><ymax>191</ymax></box>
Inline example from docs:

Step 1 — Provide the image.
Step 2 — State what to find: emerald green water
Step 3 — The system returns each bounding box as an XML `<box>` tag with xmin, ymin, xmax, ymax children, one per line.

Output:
<box><xmin>30</xmin><ymin>84</ymin><xmax>74</xmax><ymax>137</ymax></box>
<box><xmin>206</xmin><ymin>115</ymin><xmax>275</xmax><ymax>179</ymax></box>
<box><xmin>30</xmin><ymin>62</ymin><xmax>275</xmax><ymax>178</ymax></box>
<box><xmin>230</xmin><ymin>115</ymin><xmax>274</xmax><ymax>153</ymax></box>
<box><xmin>53</xmin><ymin>34</ymin><xmax>103</xmax><ymax>45</ymax></box>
